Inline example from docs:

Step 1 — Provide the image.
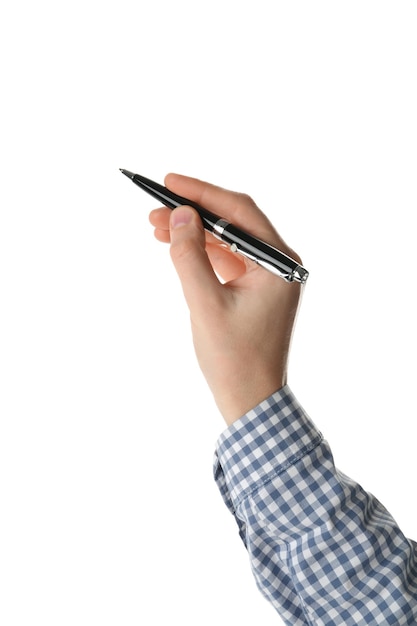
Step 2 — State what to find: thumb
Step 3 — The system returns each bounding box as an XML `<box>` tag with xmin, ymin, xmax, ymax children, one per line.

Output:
<box><xmin>169</xmin><ymin>206</ymin><xmax>221</xmax><ymax>313</ymax></box>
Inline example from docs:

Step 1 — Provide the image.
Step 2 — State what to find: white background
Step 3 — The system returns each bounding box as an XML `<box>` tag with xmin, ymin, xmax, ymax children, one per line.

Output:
<box><xmin>1</xmin><ymin>2</ymin><xmax>416</xmax><ymax>624</ymax></box>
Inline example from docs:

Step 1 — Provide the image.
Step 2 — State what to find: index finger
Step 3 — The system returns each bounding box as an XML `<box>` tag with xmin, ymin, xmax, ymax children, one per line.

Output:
<box><xmin>164</xmin><ymin>173</ymin><xmax>299</xmax><ymax>261</ymax></box>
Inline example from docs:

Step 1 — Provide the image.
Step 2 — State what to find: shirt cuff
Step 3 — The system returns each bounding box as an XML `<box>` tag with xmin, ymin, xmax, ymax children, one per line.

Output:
<box><xmin>213</xmin><ymin>385</ymin><xmax>323</xmax><ymax>512</ymax></box>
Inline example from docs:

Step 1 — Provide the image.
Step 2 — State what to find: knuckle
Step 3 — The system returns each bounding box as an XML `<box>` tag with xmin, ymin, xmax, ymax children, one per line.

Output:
<box><xmin>236</xmin><ymin>191</ymin><xmax>256</xmax><ymax>206</ymax></box>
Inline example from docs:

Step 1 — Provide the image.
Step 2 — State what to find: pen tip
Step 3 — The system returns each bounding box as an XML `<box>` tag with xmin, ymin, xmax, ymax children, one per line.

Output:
<box><xmin>119</xmin><ymin>168</ymin><xmax>135</xmax><ymax>179</ymax></box>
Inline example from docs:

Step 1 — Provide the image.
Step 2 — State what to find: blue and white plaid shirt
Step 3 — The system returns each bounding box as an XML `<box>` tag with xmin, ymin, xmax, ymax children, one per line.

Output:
<box><xmin>214</xmin><ymin>385</ymin><xmax>417</xmax><ymax>625</ymax></box>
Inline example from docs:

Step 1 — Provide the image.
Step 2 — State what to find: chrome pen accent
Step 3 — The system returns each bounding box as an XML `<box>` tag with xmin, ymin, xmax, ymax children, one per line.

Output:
<box><xmin>120</xmin><ymin>169</ymin><xmax>309</xmax><ymax>284</ymax></box>
<box><xmin>213</xmin><ymin>219</ymin><xmax>230</xmax><ymax>238</ymax></box>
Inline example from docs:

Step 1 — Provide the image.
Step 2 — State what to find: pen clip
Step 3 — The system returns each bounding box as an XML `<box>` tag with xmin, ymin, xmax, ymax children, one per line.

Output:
<box><xmin>256</xmin><ymin>258</ymin><xmax>309</xmax><ymax>283</ymax></box>
<box><xmin>212</xmin><ymin>218</ymin><xmax>308</xmax><ymax>283</ymax></box>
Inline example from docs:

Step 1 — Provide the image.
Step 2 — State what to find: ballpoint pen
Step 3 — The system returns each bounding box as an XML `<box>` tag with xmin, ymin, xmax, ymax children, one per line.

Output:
<box><xmin>120</xmin><ymin>169</ymin><xmax>309</xmax><ymax>284</ymax></box>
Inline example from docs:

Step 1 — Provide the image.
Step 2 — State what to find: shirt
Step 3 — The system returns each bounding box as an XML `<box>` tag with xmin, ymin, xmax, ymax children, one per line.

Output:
<box><xmin>213</xmin><ymin>385</ymin><xmax>417</xmax><ymax>625</ymax></box>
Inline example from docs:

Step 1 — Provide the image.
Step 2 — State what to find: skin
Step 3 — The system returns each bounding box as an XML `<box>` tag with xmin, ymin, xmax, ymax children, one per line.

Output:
<box><xmin>149</xmin><ymin>173</ymin><xmax>304</xmax><ymax>426</ymax></box>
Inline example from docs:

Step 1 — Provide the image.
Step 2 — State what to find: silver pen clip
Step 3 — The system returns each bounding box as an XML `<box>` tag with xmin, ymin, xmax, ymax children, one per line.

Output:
<box><xmin>212</xmin><ymin>219</ymin><xmax>308</xmax><ymax>283</ymax></box>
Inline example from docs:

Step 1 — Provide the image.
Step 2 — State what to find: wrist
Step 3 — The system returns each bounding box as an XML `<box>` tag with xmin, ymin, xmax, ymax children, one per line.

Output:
<box><xmin>210</xmin><ymin>368</ymin><xmax>287</xmax><ymax>427</ymax></box>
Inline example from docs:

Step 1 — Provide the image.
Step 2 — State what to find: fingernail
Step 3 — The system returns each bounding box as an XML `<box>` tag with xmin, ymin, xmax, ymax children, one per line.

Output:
<box><xmin>171</xmin><ymin>207</ymin><xmax>193</xmax><ymax>229</ymax></box>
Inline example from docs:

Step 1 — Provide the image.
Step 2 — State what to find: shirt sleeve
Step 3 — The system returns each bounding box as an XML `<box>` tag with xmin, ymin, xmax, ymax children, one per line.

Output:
<box><xmin>213</xmin><ymin>385</ymin><xmax>417</xmax><ymax>625</ymax></box>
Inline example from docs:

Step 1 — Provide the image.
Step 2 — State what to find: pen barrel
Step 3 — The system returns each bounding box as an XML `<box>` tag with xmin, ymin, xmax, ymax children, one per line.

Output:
<box><xmin>220</xmin><ymin>223</ymin><xmax>301</xmax><ymax>280</ymax></box>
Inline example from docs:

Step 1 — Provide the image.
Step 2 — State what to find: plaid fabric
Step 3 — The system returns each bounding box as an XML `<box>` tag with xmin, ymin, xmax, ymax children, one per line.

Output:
<box><xmin>214</xmin><ymin>385</ymin><xmax>417</xmax><ymax>625</ymax></box>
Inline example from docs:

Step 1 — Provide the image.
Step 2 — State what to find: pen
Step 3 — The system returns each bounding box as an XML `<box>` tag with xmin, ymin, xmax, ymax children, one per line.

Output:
<box><xmin>120</xmin><ymin>169</ymin><xmax>309</xmax><ymax>284</ymax></box>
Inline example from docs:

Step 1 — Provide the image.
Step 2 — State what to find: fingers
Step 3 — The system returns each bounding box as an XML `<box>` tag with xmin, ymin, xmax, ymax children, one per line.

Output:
<box><xmin>164</xmin><ymin>173</ymin><xmax>261</xmax><ymax>228</ymax></box>
<box><xmin>205</xmin><ymin>242</ymin><xmax>247</xmax><ymax>282</ymax></box>
<box><xmin>149</xmin><ymin>173</ymin><xmax>302</xmax><ymax>280</ymax></box>
<box><xmin>164</xmin><ymin>173</ymin><xmax>288</xmax><ymax>251</ymax></box>
<box><xmin>168</xmin><ymin>206</ymin><xmax>224</xmax><ymax>314</ymax></box>
<box><xmin>149</xmin><ymin>207</ymin><xmax>171</xmax><ymax>243</ymax></box>
<box><xmin>149</xmin><ymin>206</ymin><xmax>220</xmax><ymax>247</ymax></box>
<box><xmin>149</xmin><ymin>207</ymin><xmax>249</xmax><ymax>282</ymax></box>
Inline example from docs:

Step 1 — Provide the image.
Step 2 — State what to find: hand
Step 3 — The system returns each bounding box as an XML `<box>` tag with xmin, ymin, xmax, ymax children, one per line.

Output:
<box><xmin>149</xmin><ymin>173</ymin><xmax>304</xmax><ymax>426</ymax></box>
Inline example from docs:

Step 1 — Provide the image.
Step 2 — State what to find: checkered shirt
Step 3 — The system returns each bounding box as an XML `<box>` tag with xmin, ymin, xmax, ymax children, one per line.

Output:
<box><xmin>213</xmin><ymin>385</ymin><xmax>417</xmax><ymax>625</ymax></box>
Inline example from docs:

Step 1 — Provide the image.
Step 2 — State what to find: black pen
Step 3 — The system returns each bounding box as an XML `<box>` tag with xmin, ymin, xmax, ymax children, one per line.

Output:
<box><xmin>120</xmin><ymin>169</ymin><xmax>309</xmax><ymax>284</ymax></box>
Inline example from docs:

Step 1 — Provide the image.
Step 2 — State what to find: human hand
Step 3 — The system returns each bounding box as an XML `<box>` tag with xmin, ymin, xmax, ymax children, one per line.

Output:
<box><xmin>149</xmin><ymin>173</ymin><xmax>304</xmax><ymax>426</ymax></box>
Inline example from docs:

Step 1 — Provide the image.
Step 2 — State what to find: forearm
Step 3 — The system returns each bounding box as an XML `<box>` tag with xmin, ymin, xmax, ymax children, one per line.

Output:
<box><xmin>214</xmin><ymin>386</ymin><xmax>417</xmax><ymax>625</ymax></box>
